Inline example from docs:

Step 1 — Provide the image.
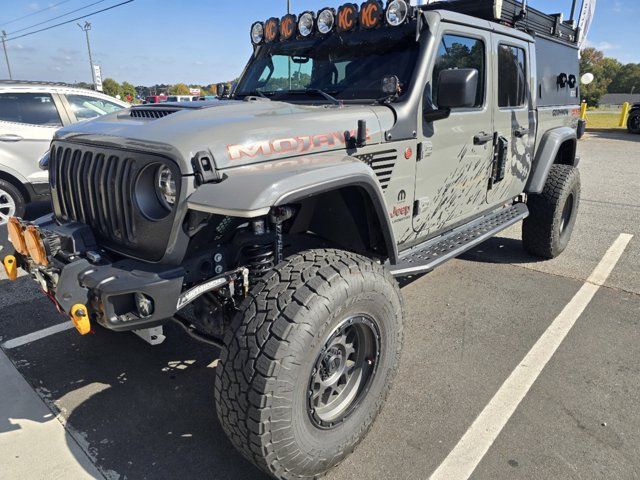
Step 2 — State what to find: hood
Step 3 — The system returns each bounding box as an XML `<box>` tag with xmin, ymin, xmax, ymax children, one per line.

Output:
<box><xmin>55</xmin><ymin>99</ymin><xmax>396</xmax><ymax>173</ymax></box>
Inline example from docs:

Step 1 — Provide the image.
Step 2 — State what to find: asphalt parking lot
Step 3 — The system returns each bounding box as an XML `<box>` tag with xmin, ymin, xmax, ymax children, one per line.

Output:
<box><xmin>1</xmin><ymin>130</ymin><xmax>638</xmax><ymax>480</ymax></box>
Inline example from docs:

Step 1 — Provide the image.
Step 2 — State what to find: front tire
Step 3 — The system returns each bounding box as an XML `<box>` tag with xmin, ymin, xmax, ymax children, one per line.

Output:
<box><xmin>522</xmin><ymin>164</ymin><xmax>581</xmax><ymax>259</ymax></box>
<box><xmin>628</xmin><ymin>111</ymin><xmax>640</xmax><ymax>134</ymax></box>
<box><xmin>0</xmin><ymin>179</ymin><xmax>26</xmax><ymax>227</ymax></box>
<box><xmin>215</xmin><ymin>249</ymin><xmax>403</xmax><ymax>479</ymax></box>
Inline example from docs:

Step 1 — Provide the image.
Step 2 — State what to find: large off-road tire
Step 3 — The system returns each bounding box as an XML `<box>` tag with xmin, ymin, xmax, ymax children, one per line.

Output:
<box><xmin>0</xmin><ymin>179</ymin><xmax>26</xmax><ymax>227</ymax></box>
<box><xmin>522</xmin><ymin>164</ymin><xmax>580</xmax><ymax>259</ymax></box>
<box><xmin>215</xmin><ymin>249</ymin><xmax>404</xmax><ymax>479</ymax></box>
<box><xmin>627</xmin><ymin>111</ymin><xmax>640</xmax><ymax>134</ymax></box>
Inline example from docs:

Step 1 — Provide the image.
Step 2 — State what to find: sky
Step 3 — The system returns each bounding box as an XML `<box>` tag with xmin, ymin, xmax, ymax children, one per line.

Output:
<box><xmin>0</xmin><ymin>0</ymin><xmax>636</xmax><ymax>86</ymax></box>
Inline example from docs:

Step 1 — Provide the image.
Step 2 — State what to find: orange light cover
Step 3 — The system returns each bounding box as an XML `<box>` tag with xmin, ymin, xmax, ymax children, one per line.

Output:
<box><xmin>24</xmin><ymin>226</ymin><xmax>48</xmax><ymax>266</ymax></box>
<box><xmin>337</xmin><ymin>4</ymin><xmax>358</xmax><ymax>32</ymax></box>
<box><xmin>280</xmin><ymin>14</ymin><xmax>297</xmax><ymax>40</ymax></box>
<box><xmin>360</xmin><ymin>0</ymin><xmax>383</xmax><ymax>29</ymax></box>
<box><xmin>7</xmin><ymin>217</ymin><xmax>28</xmax><ymax>256</ymax></box>
<box><xmin>265</xmin><ymin>17</ymin><xmax>280</xmax><ymax>43</ymax></box>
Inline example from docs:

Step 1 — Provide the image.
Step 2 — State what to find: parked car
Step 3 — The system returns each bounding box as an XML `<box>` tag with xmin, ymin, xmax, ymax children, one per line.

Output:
<box><xmin>627</xmin><ymin>103</ymin><xmax>640</xmax><ymax>134</ymax></box>
<box><xmin>0</xmin><ymin>81</ymin><xmax>128</xmax><ymax>225</ymax></box>
<box><xmin>165</xmin><ymin>95</ymin><xmax>193</xmax><ymax>102</ymax></box>
<box><xmin>144</xmin><ymin>95</ymin><xmax>167</xmax><ymax>104</ymax></box>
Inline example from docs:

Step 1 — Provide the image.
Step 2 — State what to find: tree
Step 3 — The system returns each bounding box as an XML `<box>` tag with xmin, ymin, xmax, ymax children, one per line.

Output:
<box><xmin>609</xmin><ymin>63</ymin><xmax>640</xmax><ymax>94</ymax></box>
<box><xmin>579</xmin><ymin>48</ymin><xmax>615</xmax><ymax>106</ymax></box>
<box><xmin>102</xmin><ymin>78</ymin><xmax>121</xmax><ymax>98</ymax></box>
<box><xmin>121</xmin><ymin>81</ymin><xmax>137</xmax><ymax>100</ymax></box>
<box><xmin>169</xmin><ymin>83</ymin><xmax>190</xmax><ymax>95</ymax></box>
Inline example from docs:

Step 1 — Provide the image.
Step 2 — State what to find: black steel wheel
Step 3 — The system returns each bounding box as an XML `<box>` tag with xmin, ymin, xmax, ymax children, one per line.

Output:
<box><xmin>215</xmin><ymin>249</ymin><xmax>403</xmax><ymax>479</ymax></box>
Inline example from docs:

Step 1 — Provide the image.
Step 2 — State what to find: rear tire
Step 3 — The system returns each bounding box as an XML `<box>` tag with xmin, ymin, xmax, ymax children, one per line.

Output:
<box><xmin>627</xmin><ymin>112</ymin><xmax>640</xmax><ymax>134</ymax></box>
<box><xmin>215</xmin><ymin>249</ymin><xmax>403</xmax><ymax>479</ymax></box>
<box><xmin>522</xmin><ymin>164</ymin><xmax>580</xmax><ymax>259</ymax></box>
<box><xmin>0</xmin><ymin>179</ymin><xmax>26</xmax><ymax>227</ymax></box>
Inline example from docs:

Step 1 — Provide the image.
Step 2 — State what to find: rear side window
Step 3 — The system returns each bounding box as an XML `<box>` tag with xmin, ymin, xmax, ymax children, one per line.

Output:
<box><xmin>65</xmin><ymin>94</ymin><xmax>124</xmax><ymax>121</ymax></box>
<box><xmin>432</xmin><ymin>34</ymin><xmax>485</xmax><ymax>108</ymax></box>
<box><xmin>0</xmin><ymin>93</ymin><xmax>62</xmax><ymax>126</ymax></box>
<box><xmin>498</xmin><ymin>45</ymin><xmax>527</xmax><ymax>108</ymax></box>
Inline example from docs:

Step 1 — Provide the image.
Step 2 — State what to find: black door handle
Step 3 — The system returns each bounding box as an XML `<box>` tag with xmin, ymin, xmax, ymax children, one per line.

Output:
<box><xmin>474</xmin><ymin>132</ymin><xmax>493</xmax><ymax>145</ymax></box>
<box><xmin>514</xmin><ymin>127</ymin><xmax>529</xmax><ymax>138</ymax></box>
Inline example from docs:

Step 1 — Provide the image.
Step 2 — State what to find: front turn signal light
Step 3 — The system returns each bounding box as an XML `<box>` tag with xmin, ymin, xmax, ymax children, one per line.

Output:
<box><xmin>24</xmin><ymin>226</ymin><xmax>48</xmax><ymax>266</ymax></box>
<box><xmin>7</xmin><ymin>217</ymin><xmax>28</xmax><ymax>256</ymax></box>
<box><xmin>71</xmin><ymin>304</ymin><xmax>91</xmax><ymax>335</ymax></box>
<box><xmin>3</xmin><ymin>255</ymin><xmax>17</xmax><ymax>281</ymax></box>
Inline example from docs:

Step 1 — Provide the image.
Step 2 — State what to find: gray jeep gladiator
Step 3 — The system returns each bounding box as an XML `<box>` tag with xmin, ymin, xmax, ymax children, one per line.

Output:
<box><xmin>3</xmin><ymin>0</ymin><xmax>585</xmax><ymax>478</ymax></box>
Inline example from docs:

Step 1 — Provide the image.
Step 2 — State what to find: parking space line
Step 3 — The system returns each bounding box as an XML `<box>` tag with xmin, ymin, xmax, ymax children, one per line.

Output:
<box><xmin>2</xmin><ymin>322</ymin><xmax>75</xmax><ymax>350</ymax></box>
<box><xmin>430</xmin><ymin>233</ymin><xmax>634</xmax><ymax>480</ymax></box>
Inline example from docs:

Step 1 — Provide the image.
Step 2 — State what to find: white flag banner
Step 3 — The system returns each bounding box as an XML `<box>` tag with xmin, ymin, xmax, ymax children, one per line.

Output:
<box><xmin>578</xmin><ymin>0</ymin><xmax>596</xmax><ymax>50</ymax></box>
<box><xmin>94</xmin><ymin>65</ymin><xmax>103</xmax><ymax>92</ymax></box>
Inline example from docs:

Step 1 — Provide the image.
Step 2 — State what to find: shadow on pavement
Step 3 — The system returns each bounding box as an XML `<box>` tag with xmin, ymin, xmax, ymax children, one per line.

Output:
<box><xmin>586</xmin><ymin>129</ymin><xmax>640</xmax><ymax>142</ymax></box>
<box><xmin>460</xmin><ymin>236</ymin><xmax>542</xmax><ymax>265</ymax></box>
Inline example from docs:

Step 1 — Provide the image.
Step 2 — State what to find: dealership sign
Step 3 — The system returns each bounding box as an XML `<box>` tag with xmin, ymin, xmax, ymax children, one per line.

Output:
<box><xmin>94</xmin><ymin>65</ymin><xmax>103</xmax><ymax>92</ymax></box>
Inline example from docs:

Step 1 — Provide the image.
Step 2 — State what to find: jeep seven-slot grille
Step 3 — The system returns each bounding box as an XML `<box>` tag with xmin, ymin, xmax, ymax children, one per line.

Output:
<box><xmin>50</xmin><ymin>145</ymin><xmax>136</xmax><ymax>244</ymax></box>
<box><xmin>356</xmin><ymin>150</ymin><xmax>398</xmax><ymax>190</ymax></box>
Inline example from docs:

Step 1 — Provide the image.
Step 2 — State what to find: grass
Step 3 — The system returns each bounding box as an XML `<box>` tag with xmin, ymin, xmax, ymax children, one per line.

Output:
<box><xmin>585</xmin><ymin>113</ymin><xmax>625</xmax><ymax>130</ymax></box>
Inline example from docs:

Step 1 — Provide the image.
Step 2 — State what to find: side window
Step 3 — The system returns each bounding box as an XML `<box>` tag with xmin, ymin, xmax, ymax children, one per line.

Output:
<box><xmin>0</xmin><ymin>93</ymin><xmax>62</xmax><ymax>126</ymax></box>
<box><xmin>498</xmin><ymin>45</ymin><xmax>527</xmax><ymax>108</ymax></box>
<box><xmin>65</xmin><ymin>94</ymin><xmax>124</xmax><ymax>121</ymax></box>
<box><xmin>432</xmin><ymin>34</ymin><xmax>485</xmax><ymax>108</ymax></box>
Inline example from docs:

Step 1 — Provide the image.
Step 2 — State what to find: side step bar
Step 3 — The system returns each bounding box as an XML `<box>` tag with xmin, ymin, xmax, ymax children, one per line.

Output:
<box><xmin>390</xmin><ymin>203</ymin><xmax>529</xmax><ymax>277</ymax></box>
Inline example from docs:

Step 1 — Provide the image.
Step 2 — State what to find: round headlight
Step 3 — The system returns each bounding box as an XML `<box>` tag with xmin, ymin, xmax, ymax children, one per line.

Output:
<box><xmin>157</xmin><ymin>166</ymin><xmax>176</xmax><ymax>208</ymax></box>
<box><xmin>317</xmin><ymin>8</ymin><xmax>335</xmax><ymax>34</ymax></box>
<box><xmin>386</xmin><ymin>0</ymin><xmax>409</xmax><ymax>26</ymax></box>
<box><xmin>298</xmin><ymin>11</ymin><xmax>315</xmax><ymax>37</ymax></box>
<box><xmin>251</xmin><ymin>22</ymin><xmax>264</xmax><ymax>45</ymax></box>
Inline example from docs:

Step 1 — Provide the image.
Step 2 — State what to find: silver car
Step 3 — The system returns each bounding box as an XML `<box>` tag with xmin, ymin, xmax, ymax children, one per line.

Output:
<box><xmin>0</xmin><ymin>80</ymin><xmax>128</xmax><ymax>225</ymax></box>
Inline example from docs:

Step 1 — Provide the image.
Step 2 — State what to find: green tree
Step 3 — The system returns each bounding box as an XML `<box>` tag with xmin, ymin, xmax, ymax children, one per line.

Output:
<box><xmin>121</xmin><ymin>81</ymin><xmax>137</xmax><ymax>100</ymax></box>
<box><xmin>579</xmin><ymin>48</ymin><xmax>614</xmax><ymax>106</ymax></box>
<box><xmin>169</xmin><ymin>83</ymin><xmax>190</xmax><ymax>95</ymax></box>
<box><xmin>609</xmin><ymin>63</ymin><xmax>640</xmax><ymax>94</ymax></box>
<box><xmin>102</xmin><ymin>78</ymin><xmax>121</xmax><ymax>98</ymax></box>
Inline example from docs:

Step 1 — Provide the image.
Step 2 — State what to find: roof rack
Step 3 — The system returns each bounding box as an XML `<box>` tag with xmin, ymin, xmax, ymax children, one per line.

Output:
<box><xmin>418</xmin><ymin>0</ymin><xmax>579</xmax><ymax>44</ymax></box>
<box><xmin>0</xmin><ymin>79</ymin><xmax>75</xmax><ymax>87</ymax></box>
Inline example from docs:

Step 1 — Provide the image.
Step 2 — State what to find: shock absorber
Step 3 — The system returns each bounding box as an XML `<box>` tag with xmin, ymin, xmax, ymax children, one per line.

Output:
<box><xmin>244</xmin><ymin>218</ymin><xmax>275</xmax><ymax>282</ymax></box>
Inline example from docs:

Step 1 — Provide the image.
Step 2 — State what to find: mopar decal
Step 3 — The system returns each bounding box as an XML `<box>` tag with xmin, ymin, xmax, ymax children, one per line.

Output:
<box><xmin>227</xmin><ymin>130</ymin><xmax>371</xmax><ymax>161</ymax></box>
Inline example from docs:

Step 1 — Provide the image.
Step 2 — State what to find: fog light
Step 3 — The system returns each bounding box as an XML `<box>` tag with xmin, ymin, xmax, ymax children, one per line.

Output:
<box><xmin>135</xmin><ymin>292</ymin><xmax>154</xmax><ymax>318</ymax></box>
<box><xmin>298</xmin><ymin>11</ymin><xmax>315</xmax><ymax>37</ymax></box>
<box><xmin>24</xmin><ymin>226</ymin><xmax>48</xmax><ymax>266</ymax></box>
<box><xmin>386</xmin><ymin>0</ymin><xmax>409</xmax><ymax>26</ymax></box>
<box><xmin>250</xmin><ymin>21</ymin><xmax>264</xmax><ymax>45</ymax></box>
<box><xmin>7</xmin><ymin>217</ymin><xmax>28</xmax><ymax>256</ymax></box>
<box><xmin>317</xmin><ymin>8</ymin><xmax>335</xmax><ymax>34</ymax></box>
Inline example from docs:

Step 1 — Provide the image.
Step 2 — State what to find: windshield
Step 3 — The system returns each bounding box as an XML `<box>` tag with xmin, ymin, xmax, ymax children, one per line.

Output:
<box><xmin>236</xmin><ymin>24</ymin><xmax>419</xmax><ymax>103</ymax></box>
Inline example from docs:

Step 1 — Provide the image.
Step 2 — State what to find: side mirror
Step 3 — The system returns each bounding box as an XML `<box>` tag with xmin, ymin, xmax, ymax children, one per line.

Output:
<box><xmin>216</xmin><ymin>83</ymin><xmax>226</xmax><ymax>97</ymax></box>
<box><xmin>437</xmin><ymin>68</ymin><xmax>479</xmax><ymax>109</ymax></box>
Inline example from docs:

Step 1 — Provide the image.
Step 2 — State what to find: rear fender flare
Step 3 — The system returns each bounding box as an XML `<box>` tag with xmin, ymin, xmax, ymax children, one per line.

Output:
<box><xmin>526</xmin><ymin>127</ymin><xmax>577</xmax><ymax>194</ymax></box>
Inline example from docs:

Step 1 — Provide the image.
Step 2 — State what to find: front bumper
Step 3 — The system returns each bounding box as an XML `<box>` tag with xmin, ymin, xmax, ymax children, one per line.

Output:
<box><xmin>4</xmin><ymin>217</ymin><xmax>246</xmax><ymax>333</ymax></box>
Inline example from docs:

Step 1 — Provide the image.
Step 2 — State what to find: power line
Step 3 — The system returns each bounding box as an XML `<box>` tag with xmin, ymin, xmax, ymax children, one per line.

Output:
<box><xmin>8</xmin><ymin>0</ymin><xmax>108</xmax><ymax>36</ymax></box>
<box><xmin>4</xmin><ymin>0</ymin><xmax>134</xmax><ymax>43</ymax></box>
<box><xmin>0</xmin><ymin>0</ymin><xmax>74</xmax><ymax>28</ymax></box>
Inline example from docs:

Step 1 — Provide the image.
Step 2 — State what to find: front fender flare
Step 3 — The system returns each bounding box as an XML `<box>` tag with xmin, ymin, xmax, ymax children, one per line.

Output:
<box><xmin>526</xmin><ymin>127</ymin><xmax>577</xmax><ymax>194</ymax></box>
<box><xmin>187</xmin><ymin>155</ymin><xmax>398</xmax><ymax>262</ymax></box>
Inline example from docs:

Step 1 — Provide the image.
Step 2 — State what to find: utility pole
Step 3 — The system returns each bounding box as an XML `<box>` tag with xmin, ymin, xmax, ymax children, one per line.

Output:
<box><xmin>287</xmin><ymin>0</ymin><xmax>292</xmax><ymax>90</ymax></box>
<box><xmin>1</xmin><ymin>30</ymin><xmax>12</xmax><ymax>80</ymax></box>
<box><xmin>78</xmin><ymin>22</ymin><xmax>96</xmax><ymax>89</ymax></box>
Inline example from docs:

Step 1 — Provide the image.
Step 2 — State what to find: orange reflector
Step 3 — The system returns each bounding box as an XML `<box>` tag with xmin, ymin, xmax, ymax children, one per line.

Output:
<box><xmin>24</xmin><ymin>226</ymin><xmax>48</xmax><ymax>266</ymax></box>
<box><xmin>71</xmin><ymin>304</ymin><xmax>91</xmax><ymax>335</ymax></box>
<box><xmin>7</xmin><ymin>217</ymin><xmax>28</xmax><ymax>256</ymax></box>
<box><xmin>3</xmin><ymin>255</ymin><xmax>18</xmax><ymax>281</ymax></box>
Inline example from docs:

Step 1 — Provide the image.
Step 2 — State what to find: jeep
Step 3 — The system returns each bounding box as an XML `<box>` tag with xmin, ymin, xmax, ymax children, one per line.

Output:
<box><xmin>3</xmin><ymin>1</ymin><xmax>584</xmax><ymax>478</ymax></box>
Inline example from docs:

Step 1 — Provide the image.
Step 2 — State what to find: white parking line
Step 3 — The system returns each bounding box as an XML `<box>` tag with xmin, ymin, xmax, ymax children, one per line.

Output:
<box><xmin>2</xmin><ymin>322</ymin><xmax>75</xmax><ymax>350</ymax></box>
<box><xmin>430</xmin><ymin>233</ymin><xmax>634</xmax><ymax>480</ymax></box>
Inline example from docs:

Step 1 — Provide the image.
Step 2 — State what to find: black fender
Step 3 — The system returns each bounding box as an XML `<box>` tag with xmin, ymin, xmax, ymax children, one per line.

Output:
<box><xmin>526</xmin><ymin>127</ymin><xmax>577</xmax><ymax>194</ymax></box>
<box><xmin>187</xmin><ymin>154</ymin><xmax>398</xmax><ymax>263</ymax></box>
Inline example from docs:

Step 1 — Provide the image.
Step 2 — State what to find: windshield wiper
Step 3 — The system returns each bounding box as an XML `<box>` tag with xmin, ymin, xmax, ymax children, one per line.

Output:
<box><xmin>305</xmin><ymin>89</ymin><xmax>341</xmax><ymax>105</ymax></box>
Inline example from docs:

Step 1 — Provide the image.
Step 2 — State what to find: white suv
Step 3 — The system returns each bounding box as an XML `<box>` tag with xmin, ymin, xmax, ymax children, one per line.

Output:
<box><xmin>0</xmin><ymin>81</ymin><xmax>128</xmax><ymax>226</ymax></box>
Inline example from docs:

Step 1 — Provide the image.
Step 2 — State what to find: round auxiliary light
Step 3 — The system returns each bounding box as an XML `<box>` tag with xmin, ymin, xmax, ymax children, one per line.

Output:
<box><xmin>250</xmin><ymin>22</ymin><xmax>264</xmax><ymax>45</ymax></box>
<box><xmin>280</xmin><ymin>14</ymin><xmax>297</xmax><ymax>40</ymax></box>
<box><xmin>298</xmin><ymin>11</ymin><xmax>315</xmax><ymax>37</ymax></box>
<box><xmin>386</xmin><ymin>0</ymin><xmax>410</xmax><ymax>26</ymax></box>
<box><xmin>360</xmin><ymin>0</ymin><xmax>383</xmax><ymax>29</ymax></box>
<box><xmin>337</xmin><ymin>3</ymin><xmax>358</xmax><ymax>32</ymax></box>
<box><xmin>264</xmin><ymin>17</ymin><xmax>280</xmax><ymax>43</ymax></box>
<box><xmin>7</xmin><ymin>217</ymin><xmax>27</xmax><ymax>256</ymax></box>
<box><xmin>317</xmin><ymin>8</ymin><xmax>335</xmax><ymax>34</ymax></box>
<box><xmin>24</xmin><ymin>226</ymin><xmax>48</xmax><ymax>266</ymax></box>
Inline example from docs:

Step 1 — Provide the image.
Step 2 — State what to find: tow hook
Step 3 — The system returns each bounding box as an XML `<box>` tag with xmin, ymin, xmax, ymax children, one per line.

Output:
<box><xmin>70</xmin><ymin>304</ymin><xmax>91</xmax><ymax>335</ymax></box>
<box><xmin>2</xmin><ymin>255</ymin><xmax>18</xmax><ymax>281</ymax></box>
